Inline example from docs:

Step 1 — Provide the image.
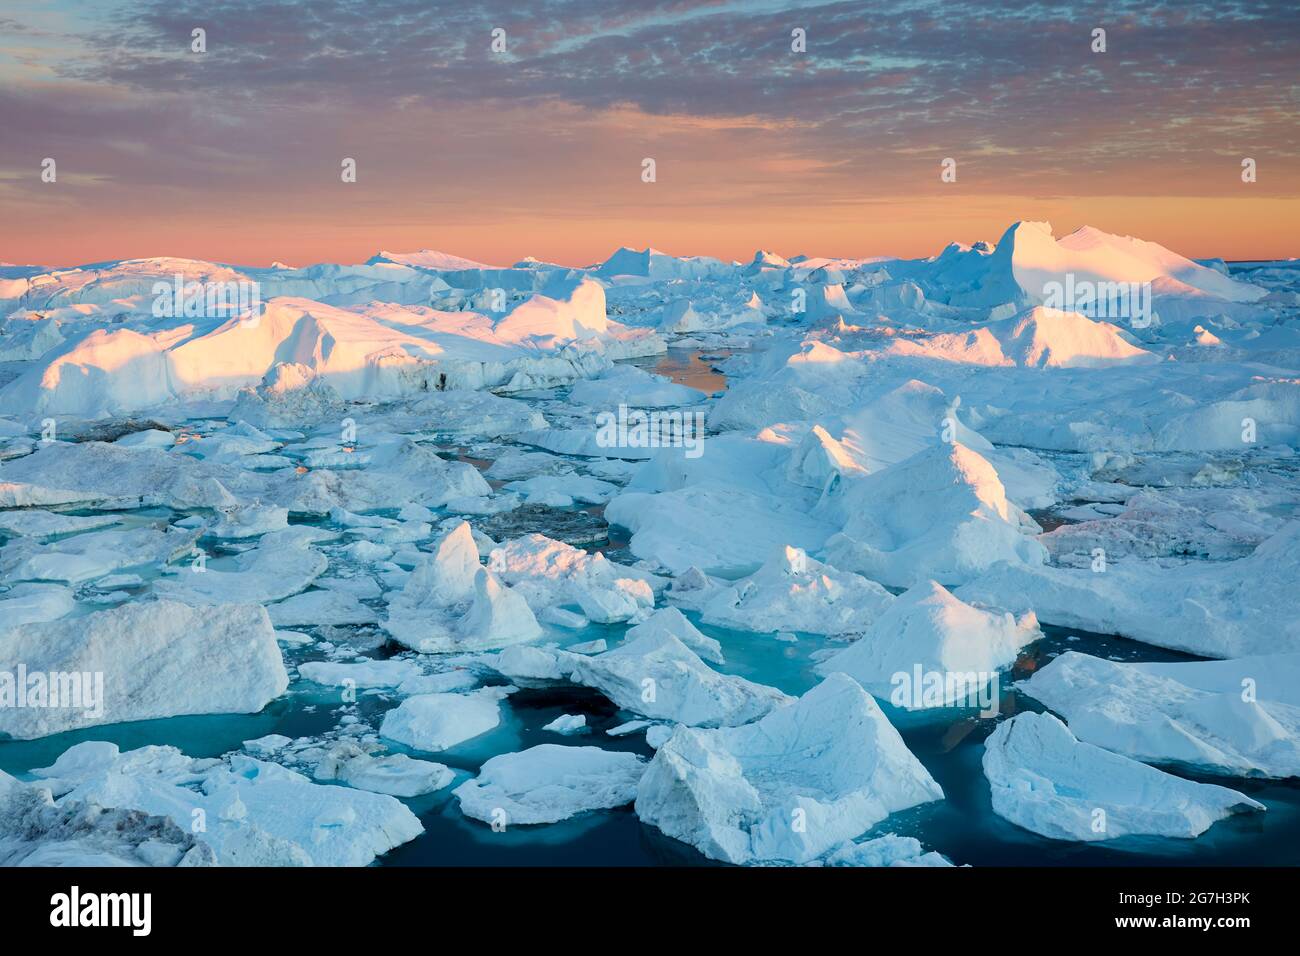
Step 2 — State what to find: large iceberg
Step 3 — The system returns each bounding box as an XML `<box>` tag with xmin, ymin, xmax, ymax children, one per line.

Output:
<box><xmin>1020</xmin><ymin>651</ymin><xmax>1300</xmax><ymax>779</ymax></box>
<box><xmin>983</xmin><ymin>712</ymin><xmax>1264</xmax><ymax>841</ymax></box>
<box><xmin>636</xmin><ymin>674</ymin><xmax>944</xmax><ymax>864</ymax></box>
<box><xmin>0</xmin><ymin>600</ymin><xmax>288</xmax><ymax>739</ymax></box>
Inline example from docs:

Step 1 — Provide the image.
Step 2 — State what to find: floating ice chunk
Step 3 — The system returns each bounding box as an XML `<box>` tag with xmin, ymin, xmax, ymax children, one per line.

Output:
<box><xmin>242</xmin><ymin>734</ymin><xmax>292</xmax><ymax>754</ymax></box>
<box><xmin>2</xmin><ymin>524</ymin><xmax>198</xmax><ymax>585</ymax></box>
<box><xmin>540</xmin><ymin>606</ymin><xmax>588</xmax><ymax>630</ymax></box>
<box><xmin>394</xmin><ymin>669</ymin><xmax>480</xmax><ymax>696</ymax></box>
<box><xmin>313</xmin><ymin>742</ymin><xmax>455</xmax><ymax>797</ymax></box>
<box><xmin>983</xmin><ymin>711</ymin><xmax>1264</xmax><ymax>841</ymax></box>
<box><xmin>785</xmin><ymin>424</ymin><xmax>869</xmax><ymax>490</ymax></box>
<box><xmin>541</xmin><ymin>714</ymin><xmax>588</xmax><ymax>735</ymax></box>
<box><xmin>699</xmin><ymin>546</ymin><xmax>894</xmax><ymax>637</ymax></box>
<box><xmin>454</xmin><ymin>568</ymin><xmax>543</xmax><ymax>650</ymax></box>
<box><xmin>156</xmin><ymin>525</ymin><xmax>330</xmax><ymax>605</ymax></box>
<box><xmin>821</xmin><ymin>443</ymin><xmax>1046</xmax><ymax>588</ymax></box>
<box><xmin>268</xmin><ymin>588</ymin><xmax>378</xmax><ymax>627</ymax></box>
<box><xmin>605</xmin><ymin>465</ymin><xmax>832</xmax><ymax>574</ymax></box>
<box><xmin>454</xmin><ymin>744</ymin><xmax>645</xmax><ymax>825</ymax></box>
<box><xmin>0</xmin><ymin>600</ymin><xmax>288</xmax><ymax>739</ymax></box>
<box><xmin>597</xmin><ymin>247</ymin><xmax>730</xmax><ymax>281</ymax></box>
<box><xmin>297</xmin><ymin>659</ymin><xmax>424</xmax><ymax>689</ymax></box>
<box><xmin>606</xmin><ymin>719</ymin><xmax>652</xmax><ymax>737</ymax></box>
<box><xmin>0</xmin><ymin>510</ymin><xmax>121</xmax><ymax>540</ymax></box>
<box><xmin>494</xmin><ymin>644</ymin><xmax>571</xmax><ymax>683</ymax></box>
<box><xmin>229</xmin><ymin>362</ymin><xmax>345</xmax><ymax>428</ymax></box>
<box><xmin>379</xmin><ymin>688</ymin><xmax>508</xmax><ymax>752</ymax></box>
<box><xmin>487</xmin><ymin>533</ymin><xmax>660</xmax><ymax>623</ymax></box>
<box><xmin>1019</xmin><ymin>651</ymin><xmax>1300</xmax><ymax>779</ymax></box>
<box><xmin>569</xmin><ymin>625</ymin><xmax>789</xmax><ymax>727</ymax></box>
<box><xmin>958</xmin><ymin>520</ymin><xmax>1300</xmax><ymax>657</ymax></box>
<box><xmin>815</xmin><ymin>581</ymin><xmax>1039</xmax><ymax>707</ymax></box>
<box><xmin>206</xmin><ymin>502</ymin><xmax>289</xmax><ymax>539</ymax></box>
<box><xmin>279</xmin><ymin>439</ymin><xmax>492</xmax><ymax>514</ymax></box>
<box><xmin>382</xmin><ymin>521</ymin><xmax>483</xmax><ymax>648</ymax></box>
<box><xmin>568</xmin><ymin>363</ymin><xmax>706</xmax><ymax>408</ymax></box>
<box><xmin>398</xmin><ymin>389</ymin><xmax>547</xmax><ymax>439</ymax></box>
<box><xmin>410</xmin><ymin>520</ymin><xmax>480</xmax><ymax>605</ymax></box>
<box><xmin>0</xmin><ymin>582</ymin><xmax>75</xmax><ymax>626</ymax></box>
<box><xmin>621</xmin><ymin>606</ymin><xmax>724</xmax><ymax>664</ymax></box>
<box><xmin>823</xmin><ymin>834</ymin><xmax>954</xmax><ymax>867</ymax></box>
<box><xmin>33</xmin><ymin>743</ymin><xmax>422</xmax><ymax>866</ymax></box>
<box><xmin>503</xmin><ymin>474</ymin><xmax>618</xmax><ymax>505</ymax></box>
<box><xmin>883</xmin><ymin>307</ymin><xmax>1158</xmax><ymax>368</ymax></box>
<box><xmin>635</xmin><ymin>674</ymin><xmax>943</xmax><ymax>864</ymax></box>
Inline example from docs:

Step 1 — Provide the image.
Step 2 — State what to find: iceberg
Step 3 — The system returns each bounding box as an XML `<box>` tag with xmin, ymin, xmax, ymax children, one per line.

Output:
<box><xmin>815</xmin><ymin>581</ymin><xmax>1039</xmax><ymax>707</ymax></box>
<box><xmin>983</xmin><ymin>712</ymin><xmax>1264</xmax><ymax>841</ymax></box>
<box><xmin>0</xmin><ymin>600</ymin><xmax>288</xmax><ymax>739</ymax></box>
<box><xmin>1020</xmin><ymin>651</ymin><xmax>1300</xmax><ymax>779</ymax></box>
<box><xmin>635</xmin><ymin>674</ymin><xmax>943</xmax><ymax>864</ymax></box>
<box><xmin>29</xmin><ymin>742</ymin><xmax>422</xmax><ymax>866</ymax></box>
<box><xmin>454</xmin><ymin>744</ymin><xmax>645</xmax><ymax>825</ymax></box>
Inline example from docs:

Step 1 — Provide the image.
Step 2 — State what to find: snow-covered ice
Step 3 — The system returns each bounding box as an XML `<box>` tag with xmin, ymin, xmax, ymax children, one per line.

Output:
<box><xmin>454</xmin><ymin>744</ymin><xmax>645</xmax><ymax>824</ymax></box>
<box><xmin>0</xmin><ymin>600</ymin><xmax>288</xmax><ymax>739</ymax></box>
<box><xmin>1019</xmin><ymin>651</ymin><xmax>1300</xmax><ymax>778</ymax></box>
<box><xmin>983</xmin><ymin>712</ymin><xmax>1264</xmax><ymax>841</ymax></box>
<box><xmin>635</xmin><ymin>674</ymin><xmax>944</xmax><ymax>864</ymax></box>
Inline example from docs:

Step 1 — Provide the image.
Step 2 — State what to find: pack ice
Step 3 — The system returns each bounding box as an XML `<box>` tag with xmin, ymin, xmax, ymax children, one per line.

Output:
<box><xmin>1</xmin><ymin>222</ymin><xmax>1296</xmax><ymax>867</ymax></box>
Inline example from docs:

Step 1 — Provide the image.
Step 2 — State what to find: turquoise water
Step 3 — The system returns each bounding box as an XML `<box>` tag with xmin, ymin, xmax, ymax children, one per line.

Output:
<box><xmin>5</xmin><ymin>617</ymin><xmax>1297</xmax><ymax>866</ymax></box>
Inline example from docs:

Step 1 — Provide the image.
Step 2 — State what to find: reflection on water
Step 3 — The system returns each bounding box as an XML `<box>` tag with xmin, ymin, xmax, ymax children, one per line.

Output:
<box><xmin>629</xmin><ymin>347</ymin><xmax>736</xmax><ymax>394</ymax></box>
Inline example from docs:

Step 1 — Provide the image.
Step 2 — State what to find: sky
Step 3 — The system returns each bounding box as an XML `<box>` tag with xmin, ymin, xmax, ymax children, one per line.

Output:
<box><xmin>1</xmin><ymin>0</ymin><xmax>1297</xmax><ymax>268</ymax></box>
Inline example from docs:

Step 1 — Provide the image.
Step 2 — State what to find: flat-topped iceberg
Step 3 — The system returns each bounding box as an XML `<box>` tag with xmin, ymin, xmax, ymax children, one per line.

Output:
<box><xmin>379</xmin><ymin>687</ymin><xmax>511</xmax><ymax>752</ymax></box>
<box><xmin>454</xmin><ymin>744</ymin><xmax>645</xmax><ymax>825</ymax></box>
<box><xmin>983</xmin><ymin>712</ymin><xmax>1264</xmax><ymax>841</ymax></box>
<box><xmin>958</xmin><ymin>521</ymin><xmax>1300</xmax><ymax>657</ymax></box>
<box><xmin>0</xmin><ymin>600</ymin><xmax>288</xmax><ymax>739</ymax></box>
<box><xmin>1020</xmin><ymin>651</ymin><xmax>1300</xmax><ymax>778</ymax></box>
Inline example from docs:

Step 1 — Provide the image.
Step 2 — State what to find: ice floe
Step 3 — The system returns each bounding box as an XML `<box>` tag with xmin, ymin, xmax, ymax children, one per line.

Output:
<box><xmin>983</xmin><ymin>712</ymin><xmax>1264</xmax><ymax>841</ymax></box>
<box><xmin>28</xmin><ymin>741</ymin><xmax>423</xmax><ymax>865</ymax></box>
<box><xmin>1020</xmin><ymin>651</ymin><xmax>1300</xmax><ymax>779</ymax></box>
<box><xmin>454</xmin><ymin>744</ymin><xmax>645</xmax><ymax>825</ymax></box>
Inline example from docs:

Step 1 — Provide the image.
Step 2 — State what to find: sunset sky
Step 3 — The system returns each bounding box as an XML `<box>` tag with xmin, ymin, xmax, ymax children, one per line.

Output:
<box><xmin>2</xmin><ymin>0</ymin><xmax>1297</xmax><ymax>268</ymax></box>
